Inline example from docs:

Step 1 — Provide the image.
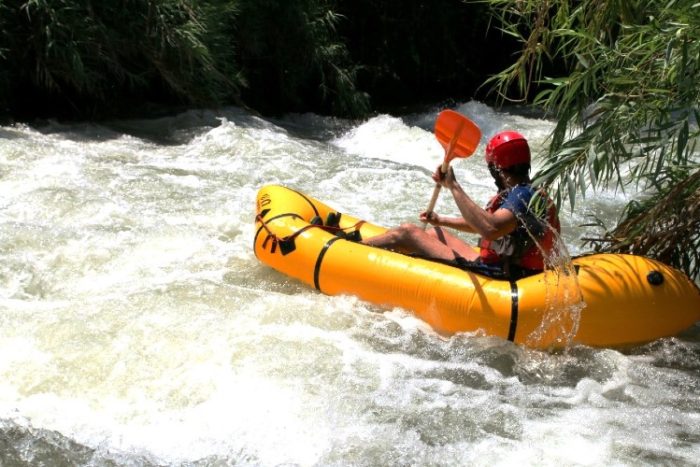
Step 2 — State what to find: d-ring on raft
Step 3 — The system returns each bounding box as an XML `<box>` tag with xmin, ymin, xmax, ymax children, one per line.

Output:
<box><xmin>253</xmin><ymin>184</ymin><xmax>700</xmax><ymax>349</ymax></box>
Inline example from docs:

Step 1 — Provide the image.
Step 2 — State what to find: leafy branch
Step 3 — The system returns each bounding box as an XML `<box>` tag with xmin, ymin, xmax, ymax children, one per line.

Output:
<box><xmin>484</xmin><ymin>0</ymin><xmax>700</xmax><ymax>278</ymax></box>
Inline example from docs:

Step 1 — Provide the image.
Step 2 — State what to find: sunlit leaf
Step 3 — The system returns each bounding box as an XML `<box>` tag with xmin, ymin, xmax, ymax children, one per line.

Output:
<box><xmin>677</xmin><ymin>120</ymin><xmax>689</xmax><ymax>161</ymax></box>
<box><xmin>567</xmin><ymin>173</ymin><xmax>576</xmax><ymax>211</ymax></box>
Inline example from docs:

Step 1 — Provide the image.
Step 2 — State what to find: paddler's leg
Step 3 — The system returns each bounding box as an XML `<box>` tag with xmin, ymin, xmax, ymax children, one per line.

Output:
<box><xmin>362</xmin><ymin>223</ymin><xmax>479</xmax><ymax>261</ymax></box>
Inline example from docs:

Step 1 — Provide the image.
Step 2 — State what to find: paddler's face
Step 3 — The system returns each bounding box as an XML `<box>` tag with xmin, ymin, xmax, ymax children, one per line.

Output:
<box><xmin>488</xmin><ymin>164</ymin><xmax>506</xmax><ymax>190</ymax></box>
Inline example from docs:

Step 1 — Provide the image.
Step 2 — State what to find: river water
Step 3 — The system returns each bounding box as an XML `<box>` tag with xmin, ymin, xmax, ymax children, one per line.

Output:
<box><xmin>0</xmin><ymin>102</ymin><xmax>698</xmax><ymax>466</ymax></box>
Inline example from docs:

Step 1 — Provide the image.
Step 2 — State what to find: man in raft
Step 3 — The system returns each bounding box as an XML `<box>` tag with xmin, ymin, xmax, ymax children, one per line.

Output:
<box><xmin>363</xmin><ymin>131</ymin><xmax>561</xmax><ymax>279</ymax></box>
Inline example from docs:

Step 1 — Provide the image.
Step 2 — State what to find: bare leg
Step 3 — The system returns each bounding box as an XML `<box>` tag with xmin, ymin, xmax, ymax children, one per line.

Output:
<box><xmin>363</xmin><ymin>223</ymin><xmax>479</xmax><ymax>261</ymax></box>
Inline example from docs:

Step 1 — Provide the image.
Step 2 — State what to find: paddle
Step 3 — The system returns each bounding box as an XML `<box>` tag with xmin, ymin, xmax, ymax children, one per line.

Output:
<box><xmin>423</xmin><ymin>110</ymin><xmax>481</xmax><ymax>227</ymax></box>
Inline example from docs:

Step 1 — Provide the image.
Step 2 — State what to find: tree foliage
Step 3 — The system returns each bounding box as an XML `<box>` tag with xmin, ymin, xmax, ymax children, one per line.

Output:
<box><xmin>485</xmin><ymin>0</ymin><xmax>700</xmax><ymax>279</ymax></box>
<box><xmin>234</xmin><ymin>0</ymin><xmax>369</xmax><ymax>117</ymax></box>
<box><xmin>335</xmin><ymin>0</ymin><xmax>504</xmax><ymax>109</ymax></box>
<box><xmin>0</xmin><ymin>0</ymin><xmax>242</xmax><ymax>117</ymax></box>
<box><xmin>0</xmin><ymin>0</ymin><xmax>510</xmax><ymax>119</ymax></box>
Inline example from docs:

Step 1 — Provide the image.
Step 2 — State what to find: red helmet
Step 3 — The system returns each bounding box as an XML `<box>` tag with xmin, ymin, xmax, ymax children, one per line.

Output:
<box><xmin>485</xmin><ymin>131</ymin><xmax>530</xmax><ymax>169</ymax></box>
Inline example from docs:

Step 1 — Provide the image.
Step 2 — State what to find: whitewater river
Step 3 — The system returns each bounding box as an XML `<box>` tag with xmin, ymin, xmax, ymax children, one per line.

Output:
<box><xmin>1</xmin><ymin>102</ymin><xmax>698</xmax><ymax>466</ymax></box>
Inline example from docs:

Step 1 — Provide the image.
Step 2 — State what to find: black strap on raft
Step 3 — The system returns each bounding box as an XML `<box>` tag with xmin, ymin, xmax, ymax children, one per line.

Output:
<box><xmin>449</xmin><ymin>257</ymin><xmax>540</xmax><ymax>281</ymax></box>
<box><xmin>413</xmin><ymin>254</ymin><xmax>523</xmax><ymax>342</ymax></box>
<box><xmin>255</xmin><ymin>211</ymin><xmax>364</xmax><ymax>256</ymax></box>
<box><xmin>507</xmin><ymin>281</ymin><xmax>519</xmax><ymax>342</ymax></box>
<box><xmin>417</xmin><ymin>255</ymin><xmax>515</xmax><ymax>280</ymax></box>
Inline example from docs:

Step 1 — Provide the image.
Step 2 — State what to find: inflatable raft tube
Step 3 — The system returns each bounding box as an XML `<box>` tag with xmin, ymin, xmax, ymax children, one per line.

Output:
<box><xmin>253</xmin><ymin>185</ymin><xmax>700</xmax><ymax>348</ymax></box>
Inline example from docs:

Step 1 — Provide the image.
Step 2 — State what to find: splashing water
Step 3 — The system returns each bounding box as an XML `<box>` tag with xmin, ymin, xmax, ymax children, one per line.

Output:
<box><xmin>465</xmin><ymin>102</ymin><xmax>587</xmax><ymax>349</ymax></box>
<box><xmin>496</xmin><ymin>185</ymin><xmax>586</xmax><ymax>348</ymax></box>
<box><xmin>526</xmin><ymin>230</ymin><xmax>586</xmax><ymax>348</ymax></box>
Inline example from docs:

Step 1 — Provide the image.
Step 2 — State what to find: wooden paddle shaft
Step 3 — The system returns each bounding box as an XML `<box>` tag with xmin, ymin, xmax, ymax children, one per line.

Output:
<box><xmin>422</xmin><ymin>161</ymin><xmax>450</xmax><ymax>229</ymax></box>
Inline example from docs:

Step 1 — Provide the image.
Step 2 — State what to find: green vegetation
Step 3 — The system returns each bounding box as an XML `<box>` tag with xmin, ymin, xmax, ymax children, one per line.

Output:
<box><xmin>234</xmin><ymin>0</ymin><xmax>368</xmax><ymax>116</ymax></box>
<box><xmin>486</xmin><ymin>0</ymin><xmax>700</xmax><ymax>279</ymax></box>
<box><xmin>335</xmin><ymin>0</ymin><xmax>497</xmax><ymax>109</ymax></box>
<box><xmin>0</xmin><ymin>0</ymin><xmax>241</xmax><ymax>117</ymax></box>
<box><xmin>0</xmin><ymin>0</ymin><xmax>505</xmax><ymax>119</ymax></box>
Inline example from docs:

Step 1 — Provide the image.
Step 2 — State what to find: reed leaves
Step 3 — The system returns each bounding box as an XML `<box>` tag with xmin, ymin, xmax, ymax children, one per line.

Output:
<box><xmin>486</xmin><ymin>0</ymin><xmax>700</xmax><ymax>278</ymax></box>
<box><xmin>0</xmin><ymin>1</ymin><xmax>497</xmax><ymax>119</ymax></box>
<box><xmin>0</xmin><ymin>0</ymin><xmax>242</xmax><ymax>116</ymax></box>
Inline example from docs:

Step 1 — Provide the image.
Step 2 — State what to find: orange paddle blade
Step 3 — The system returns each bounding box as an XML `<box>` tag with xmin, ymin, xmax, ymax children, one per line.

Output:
<box><xmin>434</xmin><ymin>109</ymin><xmax>481</xmax><ymax>162</ymax></box>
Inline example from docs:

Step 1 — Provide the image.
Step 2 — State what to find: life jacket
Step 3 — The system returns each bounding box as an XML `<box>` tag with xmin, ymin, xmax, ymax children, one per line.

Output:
<box><xmin>478</xmin><ymin>185</ymin><xmax>560</xmax><ymax>271</ymax></box>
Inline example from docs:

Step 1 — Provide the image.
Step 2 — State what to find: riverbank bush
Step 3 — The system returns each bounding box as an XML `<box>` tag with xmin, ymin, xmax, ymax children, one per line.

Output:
<box><xmin>0</xmin><ymin>0</ymin><xmax>242</xmax><ymax>120</ymax></box>
<box><xmin>486</xmin><ymin>0</ymin><xmax>700</xmax><ymax>279</ymax></box>
<box><xmin>0</xmin><ymin>0</ymin><xmax>512</xmax><ymax>120</ymax></box>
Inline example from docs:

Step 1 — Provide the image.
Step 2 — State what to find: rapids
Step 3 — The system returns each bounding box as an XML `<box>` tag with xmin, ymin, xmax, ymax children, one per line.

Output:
<box><xmin>0</xmin><ymin>102</ymin><xmax>698</xmax><ymax>466</ymax></box>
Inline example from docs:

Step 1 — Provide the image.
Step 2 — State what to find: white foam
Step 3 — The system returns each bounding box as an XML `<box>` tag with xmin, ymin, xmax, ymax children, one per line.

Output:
<box><xmin>0</xmin><ymin>105</ymin><xmax>695</xmax><ymax>466</ymax></box>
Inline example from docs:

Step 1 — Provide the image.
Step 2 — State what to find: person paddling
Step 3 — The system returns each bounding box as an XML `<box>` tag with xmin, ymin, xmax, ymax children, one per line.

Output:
<box><xmin>362</xmin><ymin>131</ymin><xmax>561</xmax><ymax>279</ymax></box>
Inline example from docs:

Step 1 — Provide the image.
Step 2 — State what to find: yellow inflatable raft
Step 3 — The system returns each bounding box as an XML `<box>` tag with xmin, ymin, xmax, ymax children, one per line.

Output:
<box><xmin>254</xmin><ymin>185</ymin><xmax>700</xmax><ymax>348</ymax></box>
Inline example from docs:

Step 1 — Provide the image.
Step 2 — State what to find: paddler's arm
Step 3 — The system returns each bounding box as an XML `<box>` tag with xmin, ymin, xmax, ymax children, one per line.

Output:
<box><xmin>435</xmin><ymin>167</ymin><xmax>518</xmax><ymax>240</ymax></box>
<box><xmin>420</xmin><ymin>211</ymin><xmax>476</xmax><ymax>233</ymax></box>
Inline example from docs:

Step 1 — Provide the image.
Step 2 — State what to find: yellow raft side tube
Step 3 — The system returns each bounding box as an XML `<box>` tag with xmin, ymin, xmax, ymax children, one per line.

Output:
<box><xmin>254</xmin><ymin>185</ymin><xmax>700</xmax><ymax>348</ymax></box>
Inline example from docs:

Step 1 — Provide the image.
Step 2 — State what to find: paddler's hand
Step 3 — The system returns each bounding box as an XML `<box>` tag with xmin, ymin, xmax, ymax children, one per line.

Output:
<box><xmin>432</xmin><ymin>165</ymin><xmax>457</xmax><ymax>190</ymax></box>
<box><xmin>420</xmin><ymin>210</ymin><xmax>440</xmax><ymax>225</ymax></box>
